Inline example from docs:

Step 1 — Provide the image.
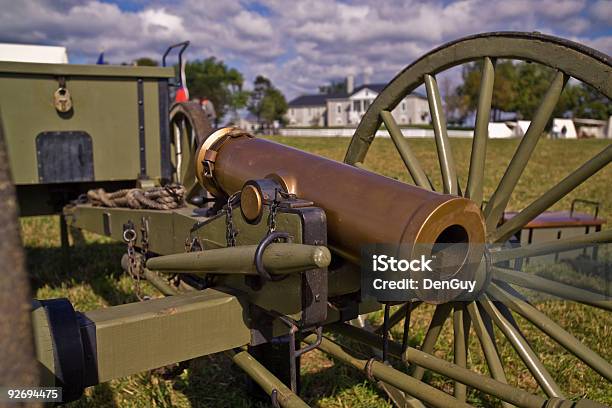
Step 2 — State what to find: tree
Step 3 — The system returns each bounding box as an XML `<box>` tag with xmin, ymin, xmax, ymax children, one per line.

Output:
<box><xmin>260</xmin><ymin>88</ymin><xmax>288</xmax><ymax>127</ymax></box>
<box><xmin>249</xmin><ymin>75</ymin><xmax>272</xmax><ymax>120</ymax></box>
<box><xmin>440</xmin><ymin>76</ymin><xmax>467</xmax><ymax>124</ymax></box>
<box><xmin>248</xmin><ymin>76</ymin><xmax>288</xmax><ymax>131</ymax></box>
<box><xmin>455</xmin><ymin>60</ymin><xmax>518</xmax><ymax>121</ymax></box>
<box><xmin>184</xmin><ymin>57</ymin><xmax>248</xmax><ymax>125</ymax></box>
<box><xmin>510</xmin><ymin>62</ymin><xmax>559</xmax><ymax>119</ymax></box>
<box><xmin>134</xmin><ymin>57</ymin><xmax>158</xmax><ymax>66</ymax></box>
<box><xmin>453</xmin><ymin>59</ymin><xmax>611</xmax><ymax>124</ymax></box>
<box><xmin>561</xmin><ymin>83</ymin><xmax>612</xmax><ymax>120</ymax></box>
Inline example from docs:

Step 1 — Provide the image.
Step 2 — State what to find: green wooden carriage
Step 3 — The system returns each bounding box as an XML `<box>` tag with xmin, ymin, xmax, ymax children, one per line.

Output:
<box><xmin>0</xmin><ymin>61</ymin><xmax>174</xmax><ymax>215</ymax></box>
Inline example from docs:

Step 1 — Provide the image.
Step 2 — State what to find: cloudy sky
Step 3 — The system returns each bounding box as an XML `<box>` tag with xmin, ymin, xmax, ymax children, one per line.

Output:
<box><xmin>0</xmin><ymin>0</ymin><xmax>610</xmax><ymax>99</ymax></box>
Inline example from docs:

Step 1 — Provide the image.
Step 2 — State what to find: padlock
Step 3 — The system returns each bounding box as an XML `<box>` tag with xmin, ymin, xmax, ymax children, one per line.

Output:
<box><xmin>53</xmin><ymin>87</ymin><xmax>73</xmax><ymax>113</ymax></box>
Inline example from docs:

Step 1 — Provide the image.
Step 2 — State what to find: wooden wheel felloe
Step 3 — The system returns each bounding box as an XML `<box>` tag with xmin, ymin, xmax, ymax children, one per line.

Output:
<box><xmin>341</xmin><ymin>32</ymin><xmax>611</xmax><ymax>405</ymax></box>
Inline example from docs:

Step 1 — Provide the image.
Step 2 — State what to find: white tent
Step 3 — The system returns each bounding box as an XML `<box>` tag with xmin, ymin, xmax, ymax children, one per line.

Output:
<box><xmin>552</xmin><ymin>118</ymin><xmax>577</xmax><ymax>139</ymax></box>
<box><xmin>488</xmin><ymin>122</ymin><xmax>514</xmax><ymax>138</ymax></box>
<box><xmin>0</xmin><ymin>43</ymin><xmax>68</xmax><ymax>64</ymax></box>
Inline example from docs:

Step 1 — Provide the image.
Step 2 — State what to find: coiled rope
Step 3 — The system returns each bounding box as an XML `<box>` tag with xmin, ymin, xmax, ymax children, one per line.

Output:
<box><xmin>86</xmin><ymin>184</ymin><xmax>185</xmax><ymax>210</ymax></box>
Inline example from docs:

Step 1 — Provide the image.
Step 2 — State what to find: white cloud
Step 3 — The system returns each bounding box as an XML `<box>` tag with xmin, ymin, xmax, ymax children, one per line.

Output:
<box><xmin>231</xmin><ymin>11</ymin><xmax>274</xmax><ymax>39</ymax></box>
<box><xmin>589</xmin><ymin>0</ymin><xmax>612</xmax><ymax>24</ymax></box>
<box><xmin>564</xmin><ymin>16</ymin><xmax>591</xmax><ymax>34</ymax></box>
<box><xmin>140</xmin><ymin>8</ymin><xmax>186</xmax><ymax>38</ymax></box>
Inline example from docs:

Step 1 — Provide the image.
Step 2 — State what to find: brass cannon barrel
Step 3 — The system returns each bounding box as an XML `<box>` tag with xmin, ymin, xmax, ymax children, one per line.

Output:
<box><xmin>196</xmin><ymin>128</ymin><xmax>485</xmax><ymax>261</ymax></box>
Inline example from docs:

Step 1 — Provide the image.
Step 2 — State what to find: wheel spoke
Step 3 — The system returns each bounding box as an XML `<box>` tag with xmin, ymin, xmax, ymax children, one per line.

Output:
<box><xmin>425</xmin><ymin>74</ymin><xmax>458</xmax><ymax>195</ymax></box>
<box><xmin>453</xmin><ymin>303</ymin><xmax>470</xmax><ymax>401</ymax></box>
<box><xmin>180</xmin><ymin>118</ymin><xmax>189</xmax><ymax>171</ymax></box>
<box><xmin>487</xmin><ymin>283</ymin><xmax>612</xmax><ymax>381</ymax></box>
<box><xmin>329</xmin><ymin>323</ymin><xmax>548</xmax><ymax>408</ymax></box>
<box><xmin>491</xmin><ymin>229</ymin><xmax>612</xmax><ymax>263</ymax></box>
<box><xmin>381</xmin><ymin>110</ymin><xmax>433</xmax><ymax>190</ymax></box>
<box><xmin>305</xmin><ymin>334</ymin><xmax>475</xmax><ymax>408</ymax></box>
<box><xmin>480</xmin><ymin>296</ymin><xmax>564</xmax><ymax>398</ymax></box>
<box><xmin>378</xmin><ymin>383</ymin><xmax>426</xmax><ymax>408</ymax></box>
<box><xmin>172</xmin><ymin>121</ymin><xmax>182</xmax><ymax>182</ymax></box>
<box><xmin>412</xmin><ymin>303</ymin><xmax>452</xmax><ymax>380</ymax></box>
<box><xmin>467</xmin><ymin>301</ymin><xmax>511</xmax><ymax>406</ymax></box>
<box><xmin>466</xmin><ymin>57</ymin><xmax>495</xmax><ymax>204</ymax></box>
<box><xmin>483</xmin><ymin>71</ymin><xmax>568</xmax><ymax>231</ymax></box>
<box><xmin>491</xmin><ymin>266</ymin><xmax>612</xmax><ymax>311</ymax></box>
<box><xmin>490</xmin><ymin>145</ymin><xmax>612</xmax><ymax>242</ymax></box>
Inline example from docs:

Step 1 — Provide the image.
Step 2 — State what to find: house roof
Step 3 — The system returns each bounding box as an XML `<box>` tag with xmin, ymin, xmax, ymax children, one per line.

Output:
<box><xmin>288</xmin><ymin>83</ymin><xmax>426</xmax><ymax>107</ymax></box>
<box><xmin>288</xmin><ymin>92</ymin><xmax>347</xmax><ymax>107</ymax></box>
<box><xmin>353</xmin><ymin>83</ymin><xmax>386</xmax><ymax>94</ymax></box>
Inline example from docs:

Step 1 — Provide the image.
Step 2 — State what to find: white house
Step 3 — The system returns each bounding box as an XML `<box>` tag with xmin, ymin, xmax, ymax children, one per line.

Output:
<box><xmin>286</xmin><ymin>94</ymin><xmax>329</xmax><ymax>127</ymax></box>
<box><xmin>235</xmin><ymin>112</ymin><xmax>259</xmax><ymax>132</ymax></box>
<box><xmin>287</xmin><ymin>76</ymin><xmax>429</xmax><ymax>127</ymax></box>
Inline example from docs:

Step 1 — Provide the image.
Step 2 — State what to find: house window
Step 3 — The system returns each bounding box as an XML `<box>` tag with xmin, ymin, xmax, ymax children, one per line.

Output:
<box><xmin>353</xmin><ymin>100</ymin><xmax>360</xmax><ymax>112</ymax></box>
<box><xmin>308</xmin><ymin>108</ymin><xmax>311</xmax><ymax>116</ymax></box>
<box><xmin>364</xmin><ymin>99</ymin><xmax>371</xmax><ymax>110</ymax></box>
<box><xmin>401</xmin><ymin>102</ymin><xmax>406</xmax><ymax>111</ymax></box>
<box><xmin>337</xmin><ymin>104</ymin><xmax>341</xmax><ymax>114</ymax></box>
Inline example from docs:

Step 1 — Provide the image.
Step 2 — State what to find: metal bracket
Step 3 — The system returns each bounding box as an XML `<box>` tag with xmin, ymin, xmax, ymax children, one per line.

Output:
<box><xmin>270</xmin><ymin>389</ymin><xmax>281</xmax><ymax>408</ymax></box>
<box><xmin>275</xmin><ymin>313</ymin><xmax>323</xmax><ymax>393</ymax></box>
<box><xmin>279</xmin><ymin>205</ymin><xmax>328</xmax><ymax>328</ymax></box>
<box><xmin>137</xmin><ymin>78</ymin><xmax>147</xmax><ymax>179</ymax></box>
<box><xmin>570</xmin><ymin>198</ymin><xmax>600</xmax><ymax>219</ymax></box>
<box><xmin>122</xmin><ymin>221</ymin><xmax>136</xmax><ymax>243</ymax></box>
<box><xmin>381</xmin><ymin>303</ymin><xmax>391</xmax><ymax>363</ymax></box>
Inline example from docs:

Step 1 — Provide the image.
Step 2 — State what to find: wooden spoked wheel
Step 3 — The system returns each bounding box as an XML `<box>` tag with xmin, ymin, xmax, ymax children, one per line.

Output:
<box><xmin>169</xmin><ymin>102</ymin><xmax>213</xmax><ymax>201</ymax></box>
<box><xmin>344</xmin><ymin>32</ymin><xmax>611</xmax><ymax>406</ymax></box>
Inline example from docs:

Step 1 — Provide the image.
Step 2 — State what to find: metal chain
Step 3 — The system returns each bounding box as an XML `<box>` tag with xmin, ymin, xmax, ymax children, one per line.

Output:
<box><xmin>266</xmin><ymin>189</ymin><xmax>281</xmax><ymax>236</ymax></box>
<box><xmin>225</xmin><ymin>192</ymin><xmax>241</xmax><ymax>247</ymax></box>
<box><xmin>266</xmin><ymin>188</ymin><xmax>298</xmax><ymax>236</ymax></box>
<box><xmin>123</xmin><ymin>223</ymin><xmax>144</xmax><ymax>301</ymax></box>
<box><xmin>137</xmin><ymin>217</ymin><xmax>151</xmax><ymax>300</ymax></box>
<box><xmin>140</xmin><ymin>217</ymin><xmax>149</xmax><ymax>257</ymax></box>
<box><xmin>265</xmin><ymin>188</ymin><xmax>299</xmax><ymax>240</ymax></box>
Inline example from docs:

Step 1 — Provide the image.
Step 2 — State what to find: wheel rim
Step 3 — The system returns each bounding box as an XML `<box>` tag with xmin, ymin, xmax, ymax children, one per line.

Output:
<box><xmin>169</xmin><ymin>102</ymin><xmax>213</xmax><ymax>200</ymax></box>
<box><xmin>342</xmin><ymin>32</ymin><xmax>611</xmax><ymax>405</ymax></box>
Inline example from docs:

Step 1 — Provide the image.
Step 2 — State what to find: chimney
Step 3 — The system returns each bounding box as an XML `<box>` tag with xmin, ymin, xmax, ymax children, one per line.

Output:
<box><xmin>346</xmin><ymin>74</ymin><xmax>354</xmax><ymax>94</ymax></box>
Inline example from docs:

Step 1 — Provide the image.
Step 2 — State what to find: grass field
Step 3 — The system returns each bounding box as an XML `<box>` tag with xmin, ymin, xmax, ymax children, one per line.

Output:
<box><xmin>22</xmin><ymin>137</ymin><xmax>611</xmax><ymax>407</ymax></box>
